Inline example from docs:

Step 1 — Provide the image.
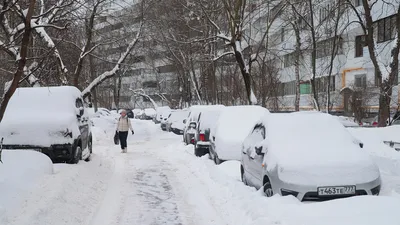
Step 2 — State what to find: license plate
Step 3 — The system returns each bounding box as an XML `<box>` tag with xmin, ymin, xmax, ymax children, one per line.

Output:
<box><xmin>318</xmin><ymin>186</ymin><xmax>356</xmax><ymax>196</ymax></box>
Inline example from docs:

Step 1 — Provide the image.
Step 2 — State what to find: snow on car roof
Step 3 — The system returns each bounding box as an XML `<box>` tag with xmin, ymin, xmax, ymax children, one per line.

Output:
<box><xmin>215</xmin><ymin>105</ymin><xmax>269</xmax><ymax>142</ymax></box>
<box><xmin>265</xmin><ymin>112</ymin><xmax>374</xmax><ymax>169</ymax></box>
<box><xmin>6</xmin><ymin>86</ymin><xmax>82</xmax><ymax>115</ymax></box>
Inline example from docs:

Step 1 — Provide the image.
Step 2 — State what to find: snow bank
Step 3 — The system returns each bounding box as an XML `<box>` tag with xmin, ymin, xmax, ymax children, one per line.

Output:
<box><xmin>213</xmin><ymin>106</ymin><xmax>269</xmax><ymax>160</ymax></box>
<box><xmin>155</xmin><ymin>106</ymin><xmax>171</xmax><ymax>121</ymax></box>
<box><xmin>0</xmin><ymin>150</ymin><xmax>53</xmax><ymax>214</ymax></box>
<box><xmin>160</xmin><ymin>138</ymin><xmax>400</xmax><ymax>225</ymax></box>
<box><xmin>266</xmin><ymin>112</ymin><xmax>379</xmax><ymax>185</ymax></box>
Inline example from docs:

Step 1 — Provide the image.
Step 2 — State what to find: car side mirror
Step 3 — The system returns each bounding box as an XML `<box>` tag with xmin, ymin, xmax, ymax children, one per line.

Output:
<box><xmin>183</xmin><ymin>119</ymin><xmax>187</xmax><ymax>124</ymax></box>
<box><xmin>359</xmin><ymin>143</ymin><xmax>364</xmax><ymax>148</ymax></box>
<box><xmin>255</xmin><ymin>146</ymin><xmax>264</xmax><ymax>156</ymax></box>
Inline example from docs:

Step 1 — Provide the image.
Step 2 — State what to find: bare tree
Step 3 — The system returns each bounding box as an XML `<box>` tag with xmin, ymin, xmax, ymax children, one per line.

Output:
<box><xmin>345</xmin><ymin>0</ymin><xmax>400</xmax><ymax>126</ymax></box>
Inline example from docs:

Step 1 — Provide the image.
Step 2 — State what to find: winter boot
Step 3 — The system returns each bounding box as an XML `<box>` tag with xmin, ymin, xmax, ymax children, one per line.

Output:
<box><xmin>121</xmin><ymin>148</ymin><xmax>124</xmax><ymax>153</ymax></box>
<box><xmin>123</xmin><ymin>147</ymin><xmax>127</xmax><ymax>153</ymax></box>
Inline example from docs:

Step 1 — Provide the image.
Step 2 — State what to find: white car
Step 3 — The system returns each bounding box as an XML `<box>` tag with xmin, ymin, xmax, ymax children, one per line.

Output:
<box><xmin>0</xmin><ymin>86</ymin><xmax>92</xmax><ymax>164</ymax></box>
<box><xmin>182</xmin><ymin>105</ymin><xmax>225</xmax><ymax>145</ymax></box>
<box><xmin>241</xmin><ymin>112</ymin><xmax>381</xmax><ymax>201</ymax></box>
<box><xmin>209</xmin><ymin>105</ymin><xmax>269</xmax><ymax>164</ymax></box>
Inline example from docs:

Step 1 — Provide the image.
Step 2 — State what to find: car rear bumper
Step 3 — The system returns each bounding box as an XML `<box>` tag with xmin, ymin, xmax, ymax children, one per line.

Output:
<box><xmin>3</xmin><ymin>144</ymin><xmax>74</xmax><ymax>161</ymax></box>
<box><xmin>273</xmin><ymin>176</ymin><xmax>382</xmax><ymax>201</ymax></box>
<box><xmin>196</xmin><ymin>141</ymin><xmax>211</xmax><ymax>149</ymax></box>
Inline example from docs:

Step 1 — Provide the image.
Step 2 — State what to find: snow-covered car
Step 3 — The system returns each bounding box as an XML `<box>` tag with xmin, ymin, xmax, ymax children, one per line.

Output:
<box><xmin>193</xmin><ymin>108</ymin><xmax>223</xmax><ymax>157</ymax></box>
<box><xmin>143</xmin><ymin>108</ymin><xmax>156</xmax><ymax>120</ymax></box>
<box><xmin>154</xmin><ymin>106</ymin><xmax>171</xmax><ymax>124</ymax></box>
<box><xmin>209</xmin><ymin>105</ymin><xmax>268</xmax><ymax>164</ymax></box>
<box><xmin>166</xmin><ymin>110</ymin><xmax>189</xmax><ymax>135</ymax></box>
<box><xmin>133</xmin><ymin>109</ymin><xmax>143</xmax><ymax>119</ymax></box>
<box><xmin>160</xmin><ymin>110</ymin><xmax>173</xmax><ymax>131</ymax></box>
<box><xmin>0</xmin><ymin>86</ymin><xmax>93</xmax><ymax>164</ymax></box>
<box><xmin>88</xmin><ymin>107</ymin><xmax>111</xmax><ymax>118</ymax></box>
<box><xmin>182</xmin><ymin>105</ymin><xmax>224</xmax><ymax>145</ymax></box>
<box><xmin>241</xmin><ymin>112</ymin><xmax>381</xmax><ymax>201</ymax></box>
<box><xmin>337</xmin><ymin>116</ymin><xmax>360</xmax><ymax>128</ymax></box>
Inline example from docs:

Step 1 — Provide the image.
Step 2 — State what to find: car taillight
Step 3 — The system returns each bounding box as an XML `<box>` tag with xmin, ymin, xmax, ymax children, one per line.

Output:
<box><xmin>199</xmin><ymin>133</ymin><xmax>205</xmax><ymax>141</ymax></box>
<box><xmin>372</xmin><ymin>121</ymin><xmax>378</xmax><ymax>126</ymax></box>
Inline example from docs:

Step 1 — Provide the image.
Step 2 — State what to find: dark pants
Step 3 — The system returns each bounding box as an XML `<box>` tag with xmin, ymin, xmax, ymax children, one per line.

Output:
<box><xmin>119</xmin><ymin>131</ymin><xmax>128</xmax><ymax>149</ymax></box>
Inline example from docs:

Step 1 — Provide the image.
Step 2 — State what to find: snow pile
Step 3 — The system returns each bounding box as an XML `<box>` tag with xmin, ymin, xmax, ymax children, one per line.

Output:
<box><xmin>265</xmin><ymin>112</ymin><xmax>379</xmax><ymax>185</ymax></box>
<box><xmin>0</xmin><ymin>150</ymin><xmax>53</xmax><ymax>215</ymax></box>
<box><xmin>212</xmin><ymin>105</ymin><xmax>269</xmax><ymax>161</ymax></box>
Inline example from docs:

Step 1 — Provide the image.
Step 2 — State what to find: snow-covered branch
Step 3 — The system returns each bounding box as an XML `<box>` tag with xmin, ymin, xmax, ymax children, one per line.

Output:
<box><xmin>82</xmin><ymin>22</ymin><xmax>143</xmax><ymax>99</ymax></box>
<box><xmin>130</xmin><ymin>88</ymin><xmax>159</xmax><ymax>108</ymax></box>
<box><xmin>213</xmin><ymin>51</ymin><xmax>234</xmax><ymax>61</ymax></box>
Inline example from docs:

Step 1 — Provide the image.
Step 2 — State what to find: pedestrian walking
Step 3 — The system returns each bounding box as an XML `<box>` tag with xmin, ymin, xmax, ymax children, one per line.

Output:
<box><xmin>116</xmin><ymin>109</ymin><xmax>134</xmax><ymax>153</ymax></box>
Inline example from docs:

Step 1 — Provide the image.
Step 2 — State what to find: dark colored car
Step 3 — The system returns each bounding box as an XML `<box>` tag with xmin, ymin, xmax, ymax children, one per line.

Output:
<box><xmin>126</xmin><ymin>109</ymin><xmax>134</xmax><ymax>118</ymax></box>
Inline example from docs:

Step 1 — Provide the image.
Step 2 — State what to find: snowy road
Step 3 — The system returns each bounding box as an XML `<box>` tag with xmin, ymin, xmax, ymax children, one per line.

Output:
<box><xmin>0</xmin><ymin>120</ymin><xmax>225</xmax><ymax>225</ymax></box>
<box><xmin>1</xmin><ymin>119</ymin><xmax>400</xmax><ymax>225</ymax></box>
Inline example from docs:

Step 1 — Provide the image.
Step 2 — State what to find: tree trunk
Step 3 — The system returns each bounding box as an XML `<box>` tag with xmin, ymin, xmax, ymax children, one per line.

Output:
<box><xmin>308</xmin><ymin>0</ymin><xmax>319</xmax><ymax>110</ymax></box>
<box><xmin>89</xmin><ymin>48</ymin><xmax>98</xmax><ymax>112</ymax></box>
<box><xmin>0</xmin><ymin>0</ymin><xmax>36</xmax><ymax>122</ymax></box>
<box><xmin>293</xmin><ymin>19</ymin><xmax>301</xmax><ymax>111</ymax></box>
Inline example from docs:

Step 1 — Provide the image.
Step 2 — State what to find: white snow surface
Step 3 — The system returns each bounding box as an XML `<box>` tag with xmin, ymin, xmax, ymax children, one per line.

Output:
<box><xmin>265</xmin><ymin>112</ymin><xmax>380</xmax><ymax>185</ymax></box>
<box><xmin>0</xmin><ymin>150</ymin><xmax>53</xmax><ymax>217</ymax></box>
<box><xmin>1</xmin><ymin>114</ymin><xmax>400</xmax><ymax>225</ymax></box>
<box><xmin>213</xmin><ymin>105</ymin><xmax>269</xmax><ymax>160</ymax></box>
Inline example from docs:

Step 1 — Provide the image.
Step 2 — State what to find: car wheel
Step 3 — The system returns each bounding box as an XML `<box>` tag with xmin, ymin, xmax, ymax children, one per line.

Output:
<box><xmin>214</xmin><ymin>154</ymin><xmax>223</xmax><ymax>165</ymax></box>
<box><xmin>194</xmin><ymin>147</ymin><xmax>201</xmax><ymax>157</ymax></box>
<box><xmin>263</xmin><ymin>176</ymin><xmax>273</xmax><ymax>197</ymax></box>
<box><xmin>241</xmin><ymin>165</ymin><xmax>248</xmax><ymax>185</ymax></box>
<box><xmin>68</xmin><ymin>145</ymin><xmax>81</xmax><ymax>164</ymax></box>
<box><xmin>88</xmin><ymin>136</ymin><xmax>93</xmax><ymax>154</ymax></box>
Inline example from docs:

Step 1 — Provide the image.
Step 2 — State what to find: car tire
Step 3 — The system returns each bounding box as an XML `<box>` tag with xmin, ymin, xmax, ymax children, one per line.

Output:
<box><xmin>214</xmin><ymin>154</ymin><xmax>223</xmax><ymax>165</ymax></box>
<box><xmin>68</xmin><ymin>145</ymin><xmax>81</xmax><ymax>164</ymax></box>
<box><xmin>263</xmin><ymin>176</ymin><xmax>273</xmax><ymax>197</ymax></box>
<box><xmin>194</xmin><ymin>147</ymin><xmax>201</xmax><ymax>157</ymax></box>
<box><xmin>241</xmin><ymin>165</ymin><xmax>248</xmax><ymax>185</ymax></box>
<box><xmin>88</xmin><ymin>136</ymin><xmax>93</xmax><ymax>154</ymax></box>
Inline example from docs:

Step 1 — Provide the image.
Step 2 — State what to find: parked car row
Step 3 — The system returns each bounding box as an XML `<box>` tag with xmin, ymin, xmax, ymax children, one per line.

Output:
<box><xmin>167</xmin><ymin>104</ymin><xmax>382</xmax><ymax>202</ymax></box>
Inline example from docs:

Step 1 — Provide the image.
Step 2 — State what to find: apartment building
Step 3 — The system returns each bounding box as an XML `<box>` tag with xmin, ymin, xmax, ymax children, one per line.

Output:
<box><xmin>93</xmin><ymin>1</ymin><xmax>175</xmax><ymax>109</ymax></box>
<box><xmin>251</xmin><ymin>0</ymin><xmax>399</xmax><ymax>114</ymax></box>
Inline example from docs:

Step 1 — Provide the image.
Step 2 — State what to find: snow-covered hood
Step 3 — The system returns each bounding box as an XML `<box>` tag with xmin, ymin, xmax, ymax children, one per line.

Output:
<box><xmin>273</xmin><ymin>153</ymin><xmax>380</xmax><ymax>186</ymax></box>
<box><xmin>0</xmin><ymin>113</ymin><xmax>80</xmax><ymax>146</ymax></box>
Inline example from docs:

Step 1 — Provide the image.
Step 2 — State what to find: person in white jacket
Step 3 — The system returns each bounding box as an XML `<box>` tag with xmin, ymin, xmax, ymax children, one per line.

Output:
<box><xmin>116</xmin><ymin>109</ymin><xmax>134</xmax><ymax>153</ymax></box>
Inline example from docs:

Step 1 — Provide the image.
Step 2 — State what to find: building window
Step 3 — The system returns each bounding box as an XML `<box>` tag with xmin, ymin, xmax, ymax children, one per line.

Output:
<box><xmin>355</xmin><ymin>74</ymin><xmax>367</xmax><ymax>88</ymax></box>
<box><xmin>354</xmin><ymin>0</ymin><xmax>362</xmax><ymax>7</ymax></box>
<box><xmin>280</xmin><ymin>28</ymin><xmax>285</xmax><ymax>42</ymax></box>
<box><xmin>316</xmin><ymin>76</ymin><xmax>336</xmax><ymax>92</ymax></box>
<box><xmin>355</xmin><ymin>35</ymin><xmax>367</xmax><ymax>57</ymax></box>
<box><xmin>283</xmin><ymin>52</ymin><xmax>296</xmax><ymax>67</ymax></box>
<box><xmin>284</xmin><ymin>81</ymin><xmax>296</xmax><ymax>95</ymax></box>
<box><xmin>316</xmin><ymin>36</ymin><xmax>343</xmax><ymax>59</ymax></box>
<box><xmin>376</xmin><ymin>15</ymin><xmax>396</xmax><ymax>43</ymax></box>
<box><xmin>300</xmin><ymin>83</ymin><xmax>311</xmax><ymax>94</ymax></box>
<box><xmin>142</xmin><ymin>81</ymin><xmax>158</xmax><ymax>88</ymax></box>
